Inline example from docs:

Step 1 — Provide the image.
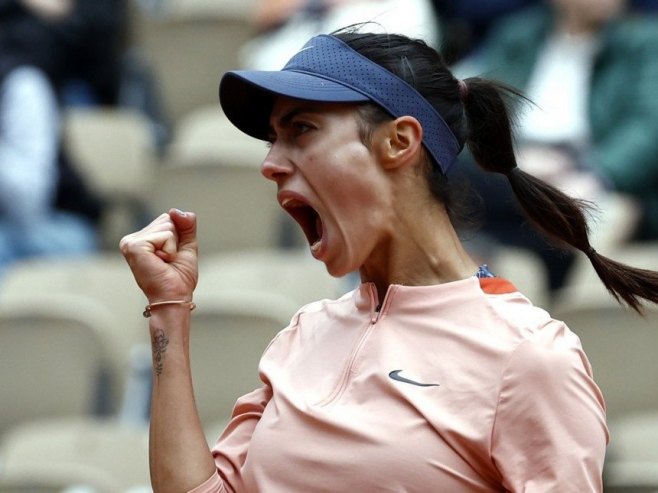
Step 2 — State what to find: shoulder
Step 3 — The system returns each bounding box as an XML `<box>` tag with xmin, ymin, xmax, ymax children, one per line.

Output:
<box><xmin>261</xmin><ymin>289</ymin><xmax>356</xmax><ymax>352</ymax></box>
<box><xmin>503</xmin><ymin>319</ymin><xmax>591</xmax><ymax>384</ymax></box>
<box><xmin>487</xmin><ymin>296</ymin><xmax>603</xmax><ymax>415</ymax></box>
<box><xmin>477</xmin><ymin>277</ymin><xmax>558</xmax><ymax>343</ymax></box>
<box><xmin>288</xmin><ymin>288</ymin><xmax>356</xmax><ymax>328</ymax></box>
<box><xmin>461</xmin><ymin>277</ymin><xmax>603</xmax><ymax>407</ymax></box>
<box><xmin>606</xmin><ymin>15</ymin><xmax>658</xmax><ymax>51</ymax></box>
<box><xmin>473</xmin><ymin>278</ymin><xmax>598</xmax><ymax>383</ymax></box>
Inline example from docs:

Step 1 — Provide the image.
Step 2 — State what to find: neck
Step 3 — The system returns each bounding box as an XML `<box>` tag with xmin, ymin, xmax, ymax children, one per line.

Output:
<box><xmin>359</xmin><ymin>199</ymin><xmax>479</xmax><ymax>302</ymax></box>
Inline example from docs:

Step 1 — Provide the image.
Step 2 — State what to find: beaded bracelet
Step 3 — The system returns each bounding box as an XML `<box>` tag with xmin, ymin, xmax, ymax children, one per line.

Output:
<box><xmin>143</xmin><ymin>300</ymin><xmax>196</xmax><ymax>318</ymax></box>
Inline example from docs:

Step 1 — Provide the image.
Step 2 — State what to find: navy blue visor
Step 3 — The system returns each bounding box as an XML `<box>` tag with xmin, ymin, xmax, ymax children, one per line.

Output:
<box><xmin>219</xmin><ymin>34</ymin><xmax>461</xmax><ymax>173</ymax></box>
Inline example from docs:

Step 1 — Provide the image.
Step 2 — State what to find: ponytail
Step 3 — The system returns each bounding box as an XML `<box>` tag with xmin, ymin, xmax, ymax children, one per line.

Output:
<box><xmin>461</xmin><ymin>77</ymin><xmax>658</xmax><ymax>314</ymax></box>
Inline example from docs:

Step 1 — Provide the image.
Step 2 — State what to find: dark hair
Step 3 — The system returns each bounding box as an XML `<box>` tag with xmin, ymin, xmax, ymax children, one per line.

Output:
<box><xmin>334</xmin><ymin>29</ymin><xmax>658</xmax><ymax>314</ymax></box>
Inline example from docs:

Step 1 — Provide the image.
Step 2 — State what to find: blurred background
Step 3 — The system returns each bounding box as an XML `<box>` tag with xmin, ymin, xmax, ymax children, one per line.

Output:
<box><xmin>0</xmin><ymin>0</ymin><xmax>657</xmax><ymax>491</ymax></box>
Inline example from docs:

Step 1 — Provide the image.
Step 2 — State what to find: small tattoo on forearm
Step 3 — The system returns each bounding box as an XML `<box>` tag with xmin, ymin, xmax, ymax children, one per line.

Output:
<box><xmin>152</xmin><ymin>329</ymin><xmax>169</xmax><ymax>376</ymax></box>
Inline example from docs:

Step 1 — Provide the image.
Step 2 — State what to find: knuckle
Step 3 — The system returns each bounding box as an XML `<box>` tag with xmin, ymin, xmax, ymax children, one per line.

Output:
<box><xmin>118</xmin><ymin>235</ymin><xmax>130</xmax><ymax>250</ymax></box>
<box><xmin>119</xmin><ymin>235</ymin><xmax>139</xmax><ymax>255</ymax></box>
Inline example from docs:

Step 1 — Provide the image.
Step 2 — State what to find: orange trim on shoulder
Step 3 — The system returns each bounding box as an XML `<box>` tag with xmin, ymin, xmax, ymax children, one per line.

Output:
<box><xmin>479</xmin><ymin>277</ymin><xmax>518</xmax><ymax>295</ymax></box>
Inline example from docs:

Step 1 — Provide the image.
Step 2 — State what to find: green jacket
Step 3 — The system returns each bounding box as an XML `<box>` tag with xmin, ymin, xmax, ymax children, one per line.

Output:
<box><xmin>477</xmin><ymin>5</ymin><xmax>658</xmax><ymax>237</ymax></box>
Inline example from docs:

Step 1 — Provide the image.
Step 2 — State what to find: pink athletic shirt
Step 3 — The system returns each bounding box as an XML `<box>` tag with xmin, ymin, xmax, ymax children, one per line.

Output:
<box><xmin>190</xmin><ymin>277</ymin><xmax>608</xmax><ymax>492</ymax></box>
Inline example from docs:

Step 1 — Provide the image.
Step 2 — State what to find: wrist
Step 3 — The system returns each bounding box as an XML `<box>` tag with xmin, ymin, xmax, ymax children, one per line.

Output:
<box><xmin>143</xmin><ymin>300</ymin><xmax>196</xmax><ymax>318</ymax></box>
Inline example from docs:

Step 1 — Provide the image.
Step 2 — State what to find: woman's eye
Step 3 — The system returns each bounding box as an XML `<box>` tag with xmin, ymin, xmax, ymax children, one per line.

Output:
<box><xmin>292</xmin><ymin>122</ymin><xmax>313</xmax><ymax>135</ymax></box>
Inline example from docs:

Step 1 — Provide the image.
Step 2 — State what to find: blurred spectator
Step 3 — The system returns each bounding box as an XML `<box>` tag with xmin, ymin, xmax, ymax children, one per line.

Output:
<box><xmin>453</xmin><ymin>0</ymin><xmax>658</xmax><ymax>291</ymax></box>
<box><xmin>633</xmin><ymin>0</ymin><xmax>658</xmax><ymax>11</ymax></box>
<box><xmin>0</xmin><ymin>0</ymin><xmax>128</xmax><ymax>106</ymax></box>
<box><xmin>0</xmin><ymin>1</ymin><xmax>103</xmax><ymax>277</ymax></box>
<box><xmin>54</xmin><ymin>0</ymin><xmax>128</xmax><ymax>107</ymax></box>
<box><xmin>433</xmin><ymin>0</ymin><xmax>658</xmax><ymax>64</ymax></box>
<box><xmin>0</xmin><ymin>0</ymin><xmax>168</xmax><ymax>150</ymax></box>
<box><xmin>241</xmin><ymin>0</ymin><xmax>441</xmax><ymax>70</ymax></box>
<box><xmin>431</xmin><ymin>0</ymin><xmax>540</xmax><ymax>63</ymax></box>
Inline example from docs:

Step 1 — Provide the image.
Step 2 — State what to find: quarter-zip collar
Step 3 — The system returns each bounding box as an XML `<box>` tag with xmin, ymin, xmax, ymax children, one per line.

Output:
<box><xmin>354</xmin><ymin>277</ymin><xmax>487</xmax><ymax>324</ymax></box>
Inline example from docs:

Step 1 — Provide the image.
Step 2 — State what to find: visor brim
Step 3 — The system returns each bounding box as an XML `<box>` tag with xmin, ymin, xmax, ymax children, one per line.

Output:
<box><xmin>219</xmin><ymin>70</ymin><xmax>371</xmax><ymax>141</ymax></box>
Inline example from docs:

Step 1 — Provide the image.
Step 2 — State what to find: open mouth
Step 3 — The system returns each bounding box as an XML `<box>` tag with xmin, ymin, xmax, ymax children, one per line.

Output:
<box><xmin>281</xmin><ymin>197</ymin><xmax>324</xmax><ymax>253</ymax></box>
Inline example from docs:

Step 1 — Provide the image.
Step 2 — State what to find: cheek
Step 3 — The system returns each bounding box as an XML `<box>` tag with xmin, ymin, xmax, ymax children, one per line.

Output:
<box><xmin>310</xmin><ymin>144</ymin><xmax>379</xmax><ymax>195</ymax></box>
<box><xmin>332</xmin><ymin>177</ymin><xmax>392</xmax><ymax>247</ymax></box>
<box><xmin>331</xmin><ymin>169</ymin><xmax>387</xmax><ymax>214</ymax></box>
<box><xmin>308</xmin><ymin>137</ymin><xmax>391</xmax><ymax>223</ymax></box>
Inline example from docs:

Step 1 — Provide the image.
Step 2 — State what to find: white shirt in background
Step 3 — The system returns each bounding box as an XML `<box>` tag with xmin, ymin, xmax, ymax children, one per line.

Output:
<box><xmin>518</xmin><ymin>30</ymin><xmax>600</xmax><ymax>148</ymax></box>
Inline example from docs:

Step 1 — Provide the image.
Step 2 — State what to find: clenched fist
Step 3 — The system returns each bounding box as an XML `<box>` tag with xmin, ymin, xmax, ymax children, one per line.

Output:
<box><xmin>119</xmin><ymin>209</ymin><xmax>198</xmax><ymax>304</ymax></box>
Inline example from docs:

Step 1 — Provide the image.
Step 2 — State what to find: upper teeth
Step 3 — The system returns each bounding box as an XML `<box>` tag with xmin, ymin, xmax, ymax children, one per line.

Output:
<box><xmin>281</xmin><ymin>198</ymin><xmax>304</xmax><ymax>208</ymax></box>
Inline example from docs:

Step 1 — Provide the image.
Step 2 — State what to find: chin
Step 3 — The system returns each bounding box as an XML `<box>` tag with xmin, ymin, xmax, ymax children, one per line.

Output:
<box><xmin>321</xmin><ymin>257</ymin><xmax>358</xmax><ymax>280</ymax></box>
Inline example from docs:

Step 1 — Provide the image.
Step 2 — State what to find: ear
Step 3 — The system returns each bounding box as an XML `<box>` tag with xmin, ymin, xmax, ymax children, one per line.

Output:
<box><xmin>375</xmin><ymin>116</ymin><xmax>424</xmax><ymax>170</ymax></box>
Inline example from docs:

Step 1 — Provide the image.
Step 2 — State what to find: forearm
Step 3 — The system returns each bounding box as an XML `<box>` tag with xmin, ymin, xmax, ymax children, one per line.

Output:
<box><xmin>147</xmin><ymin>305</ymin><xmax>216</xmax><ymax>493</ymax></box>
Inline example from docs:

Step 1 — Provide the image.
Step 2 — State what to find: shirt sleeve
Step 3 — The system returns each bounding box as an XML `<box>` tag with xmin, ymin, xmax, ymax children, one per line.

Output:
<box><xmin>0</xmin><ymin>66</ymin><xmax>59</xmax><ymax>222</ymax></box>
<box><xmin>491</xmin><ymin>321</ymin><xmax>609</xmax><ymax>492</ymax></box>
<box><xmin>188</xmin><ymin>384</ymin><xmax>273</xmax><ymax>493</ymax></box>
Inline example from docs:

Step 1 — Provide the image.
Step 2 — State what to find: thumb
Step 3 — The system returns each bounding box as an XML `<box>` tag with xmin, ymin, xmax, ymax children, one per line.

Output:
<box><xmin>169</xmin><ymin>208</ymin><xmax>197</xmax><ymax>251</ymax></box>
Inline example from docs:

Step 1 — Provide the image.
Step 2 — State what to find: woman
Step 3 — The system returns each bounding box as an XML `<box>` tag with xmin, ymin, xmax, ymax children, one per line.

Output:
<box><xmin>120</xmin><ymin>29</ymin><xmax>658</xmax><ymax>492</ymax></box>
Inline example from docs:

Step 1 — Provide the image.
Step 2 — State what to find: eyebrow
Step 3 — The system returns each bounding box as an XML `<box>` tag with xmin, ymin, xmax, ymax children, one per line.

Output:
<box><xmin>267</xmin><ymin>104</ymin><xmax>319</xmax><ymax>138</ymax></box>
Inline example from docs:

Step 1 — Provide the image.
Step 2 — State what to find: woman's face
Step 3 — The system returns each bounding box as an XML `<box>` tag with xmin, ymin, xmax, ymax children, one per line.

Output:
<box><xmin>262</xmin><ymin>97</ymin><xmax>394</xmax><ymax>277</ymax></box>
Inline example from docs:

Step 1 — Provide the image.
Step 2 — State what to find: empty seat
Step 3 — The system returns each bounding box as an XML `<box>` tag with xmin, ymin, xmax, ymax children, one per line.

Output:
<box><xmin>63</xmin><ymin>107</ymin><xmax>156</xmax><ymax>249</ymax></box>
<box><xmin>134</xmin><ymin>7</ymin><xmax>256</xmax><ymax>124</ymax></box>
<box><xmin>605</xmin><ymin>412</ymin><xmax>658</xmax><ymax>492</ymax></box>
<box><xmin>0</xmin><ymin>295</ymin><xmax>116</xmax><ymax>438</ymax></box>
<box><xmin>0</xmin><ymin>417</ymin><xmax>150</xmax><ymax>493</ymax></box>
<box><xmin>0</xmin><ymin>254</ymin><xmax>150</xmax><ymax>413</ymax></box>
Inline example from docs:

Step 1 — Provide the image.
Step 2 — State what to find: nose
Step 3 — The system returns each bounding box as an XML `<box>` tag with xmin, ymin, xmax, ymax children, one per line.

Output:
<box><xmin>261</xmin><ymin>147</ymin><xmax>294</xmax><ymax>183</ymax></box>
